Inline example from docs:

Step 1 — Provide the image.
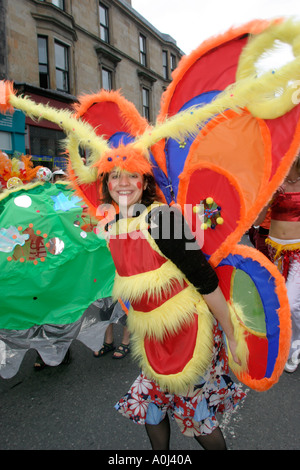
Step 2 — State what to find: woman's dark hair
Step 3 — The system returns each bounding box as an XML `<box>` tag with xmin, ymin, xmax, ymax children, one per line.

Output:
<box><xmin>100</xmin><ymin>172</ymin><xmax>161</xmax><ymax>206</ymax></box>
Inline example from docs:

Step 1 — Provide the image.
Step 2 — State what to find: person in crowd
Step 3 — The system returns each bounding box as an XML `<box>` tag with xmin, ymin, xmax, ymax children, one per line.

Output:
<box><xmin>255</xmin><ymin>151</ymin><xmax>300</xmax><ymax>373</ymax></box>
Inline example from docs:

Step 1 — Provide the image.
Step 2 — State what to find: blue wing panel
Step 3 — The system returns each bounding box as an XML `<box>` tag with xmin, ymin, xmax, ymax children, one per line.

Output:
<box><xmin>219</xmin><ymin>253</ymin><xmax>280</xmax><ymax>378</ymax></box>
<box><xmin>166</xmin><ymin>91</ymin><xmax>221</xmax><ymax>199</ymax></box>
<box><xmin>108</xmin><ymin>132</ymin><xmax>134</xmax><ymax>147</ymax></box>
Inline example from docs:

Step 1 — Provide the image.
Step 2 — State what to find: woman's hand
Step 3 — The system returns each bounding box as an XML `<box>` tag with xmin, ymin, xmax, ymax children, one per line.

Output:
<box><xmin>203</xmin><ymin>287</ymin><xmax>242</xmax><ymax>366</ymax></box>
<box><xmin>227</xmin><ymin>336</ymin><xmax>242</xmax><ymax>366</ymax></box>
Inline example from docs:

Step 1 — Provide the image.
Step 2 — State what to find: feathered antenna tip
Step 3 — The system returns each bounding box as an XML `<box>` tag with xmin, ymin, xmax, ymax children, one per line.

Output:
<box><xmin>0</xmin><ymin>81</ymin><xmax>16</xmax><ymax>114</ymax></box>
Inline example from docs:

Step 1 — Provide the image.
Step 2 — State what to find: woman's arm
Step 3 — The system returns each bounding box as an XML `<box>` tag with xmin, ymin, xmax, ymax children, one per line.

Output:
<box><xmin>203</xmin><ymin>287</ymin><xmax>241</xmax><ymax>365</ymax></box>
<box><xmin>253</xmin><ymin>203</ymin><xmax>270</xmax><ymax>226</ymax></box>
<box><xmin>148</xmin><ymin>205</ymin><xmax>219</xmax><ymax>294</ymax></box>
<box><xmin>148</xmin><ymin>205</ymin><xmax>241</xmax><ymax>365</ymax></box>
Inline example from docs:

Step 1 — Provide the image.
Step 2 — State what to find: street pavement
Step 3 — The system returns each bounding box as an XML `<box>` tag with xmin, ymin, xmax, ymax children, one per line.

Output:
<box><xmin>0</xmin><ymin>322</ymin><xmax>299</xmax><ymax>451</ymax></box>
<box><xmin>0</xmin><ymin>235</ymin><xmax>299</xmax><ymax>451</ymax></box>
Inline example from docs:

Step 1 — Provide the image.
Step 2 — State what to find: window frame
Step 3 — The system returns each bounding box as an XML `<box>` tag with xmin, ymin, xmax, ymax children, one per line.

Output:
<box><xmin>99</xmin><ymin>3</ymin><xmax>109</xmax><ymax>43</ymax></box>
<box><xmin>54</xmin><ymin>40</ymin><xmax>70</xmax><ymax>93</ymax></box>
<box><xmin>0</xmin><ymin>131</ymin><xmax>12</xmax><ymax>152</ymax></box>
<box><xmin>52</xmin><ymin>0</ymin><xmax>65</xmax><ymax>10</ymax></box>
<box><xmin>38</xmin><ymin>35</ymin><xmax>50</xmax><ymax>89</ymax></box>
<box><xmin>142</xmin><ymin>87</ymin><xmax>150</xmax><ymax>120</ymax></box>
<box><xmin>162</xmin><ymin>50</ymin><xmax>168</xmax><ymax>80</ymax></box>
<box><xmin>171</xmin><ymin>53</ymin><xmax>176</xmax><ymax>73</ymax></box>
<box><xmin>101</xmin><ymin>67</ymin><xmax>113</xmax><ymax>91</ymax></box>
<box><xmin>139</xmin><ymin>34</ymin><xmax>147</xmax><ymax>67</ymax></box>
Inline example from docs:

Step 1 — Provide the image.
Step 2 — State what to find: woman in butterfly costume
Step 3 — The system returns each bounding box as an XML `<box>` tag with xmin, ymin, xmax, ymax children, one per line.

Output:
<box><xmin>1</xmin><ymin>18</ymin><xmax>300</xmax><ymax>449</ymax></box>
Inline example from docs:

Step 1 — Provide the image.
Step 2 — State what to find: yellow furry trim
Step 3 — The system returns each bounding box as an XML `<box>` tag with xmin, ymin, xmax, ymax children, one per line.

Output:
<box><xmin>0</xmin><ymin>181</ymin><xmax>44</xmax><ymax>201</ymax></box>
<box><xmin>66</xmin><ymin>134</ymin><xmax>99</xmax><ymax>184</ymax></box>
<box><xmin>236</xmin><ymin>19</ymin><xmax>300</xmax><ymax>119</ymax></box>
<box><xmin>109</xmin><ymin>203</ymin><xmax>162</xmax><ymax>236</ymax></box>
<box><xmin>109</xmin><ymin>216</ymin><xmax>146</xmax><ymax>237</ymax></box>
<box><xmin>130</xmin><ymin>300</ymin><xmax>215</xmax><ymax>395</ymax></box>
<box><xmin>112</xmin><ymin>260</ymin><xmax>186</xmax><ymax>302</ymax></box>
<box><xmin>8</xmin><ymin>93</ymin><xmax>109</xmax><ymax>184</ymax></box>
<box><xmin>226</xmin><ymin>303</ymin><xmax>250</xmax><ymax>376</ymax></box>
<box><xmin>127</xmin><ymin>284</ymin><xmax>201</xmax><ymax>341</ymax></box>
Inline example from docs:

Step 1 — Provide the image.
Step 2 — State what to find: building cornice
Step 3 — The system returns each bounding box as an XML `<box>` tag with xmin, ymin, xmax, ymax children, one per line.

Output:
<box><xmin>31</xmin><ymin>13</ymin><xmax>78</xmax><ymax>41</ymax></box>
<box><xmin>14</xmin><ymin>82</ymin><xmax>77</xmax><ymax>104</ymax></box>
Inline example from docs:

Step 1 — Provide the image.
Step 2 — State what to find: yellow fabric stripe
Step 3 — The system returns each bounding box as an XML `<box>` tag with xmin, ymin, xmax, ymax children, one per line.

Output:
<box><xmin>265</xmin><ymin>237</ymin><xmax>300</xmax><ymax>260</ymax></box>
<box><xmin>112</xmin><ymin>259</ymin><xmax>186</xmax><ymax>302</ymax></box>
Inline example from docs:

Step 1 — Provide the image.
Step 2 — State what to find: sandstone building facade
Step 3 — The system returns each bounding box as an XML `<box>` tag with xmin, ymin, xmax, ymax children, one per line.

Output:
<box><xmin>0</xmin><ymin>0</ymin><xmax>183</xmax><ymax>168</ymax></box>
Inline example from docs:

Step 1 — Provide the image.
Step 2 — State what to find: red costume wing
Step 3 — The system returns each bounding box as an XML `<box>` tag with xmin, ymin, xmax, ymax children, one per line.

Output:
<box><xmin>153</xmin><ymin>19</ymin><xmax>300</xmax><ymax>391</ymax></box>
<box><xmin>157</xmin><ymin>19</ymin><xmax>300</xmax><ymax>265</ymax></box>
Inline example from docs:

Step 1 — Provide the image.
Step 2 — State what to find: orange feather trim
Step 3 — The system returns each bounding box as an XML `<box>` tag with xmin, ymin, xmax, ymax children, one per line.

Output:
<box><xmin>73</xmin><ymin>89</ymin><xmax>149</xmax><ymax>137</ymax></box>
<box><xmin>21</xmin><ymin>155</ymin><xmax>42</xmax><ymax>182</ymax></box>
<box><xmin>94</xmin><ymin>144</ymin><xmax>153</xmax><ymax>176</ymax></box>
<box><xmin>0</xmin><ymin>80</ymin><xmax>16</xmax><ymax>114</ymax></box>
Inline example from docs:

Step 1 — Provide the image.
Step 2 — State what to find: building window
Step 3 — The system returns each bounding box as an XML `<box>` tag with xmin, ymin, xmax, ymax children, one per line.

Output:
<box><xmin>102</xmin><ymin>68</ymin><xmax>112</xmax><ymax>90</ymax></box>
<box><xmin>0</xmin><ymin>131</ymin><xmax>12</xmax><ymax>151</ymax></box>
<box><xmin>171</xmin><ymin>54</ymin><xmax>176</xmax><ymax>73</ymax></box>
<box><xmin>142</xmin><ymin>87</ymin><xmax>150</xmax><ymax>120</ymax></box>
<box><xmin>139</xmin><ymin>34</ymin><xmax>147</xmax><ymax>67</ymax></box>
<box><xmin>55</xmin><ymin>41</ymin><xmax>69</xmax><ymax>92</ymax></box>
<box><xmin>38</xmin><ymin>36</ymin><xmax>49</xmax><ymax>89</ymax></box>
<box><xmin>52</xmin><ymin>0</ymin><xmax>65</xmax><ymax>10</ymax></box>
<box><xmin>30</xmin><ymin>126</ymin><xmax>66</xmax><ymax>168</ymax></box>
<box><xmin>162</xmin><ymin>51</ymin><xmax>168</xmax><ymax>80</ymax></box>
<box><xmin>99</xmin><ymin>3</ymin><xmax>109</xmax><ymax>43</ymax></box>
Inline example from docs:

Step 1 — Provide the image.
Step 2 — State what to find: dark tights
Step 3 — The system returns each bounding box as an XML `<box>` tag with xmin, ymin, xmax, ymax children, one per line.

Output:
<box><xmin>145</xmin><ymin>414</ymin><xmax>227</xmax><ymax>450</ymax></box>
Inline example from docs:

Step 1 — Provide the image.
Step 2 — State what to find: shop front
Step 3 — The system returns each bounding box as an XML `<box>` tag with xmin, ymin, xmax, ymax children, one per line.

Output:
<box><xmin>0</xmin><ymin>109</ymin><xmax>26</xmax><ymax>156</ymax></box>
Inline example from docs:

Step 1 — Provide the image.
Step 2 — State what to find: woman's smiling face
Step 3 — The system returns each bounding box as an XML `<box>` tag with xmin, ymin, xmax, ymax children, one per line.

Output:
<box><xmin>107</xmin><ymin>170</ymin><xmax>146</xmax><ymax>209</ymax></box>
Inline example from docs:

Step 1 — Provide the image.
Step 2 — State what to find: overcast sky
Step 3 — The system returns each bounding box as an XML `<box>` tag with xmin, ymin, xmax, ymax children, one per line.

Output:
<box><xmin>131</xmin><ymin>0</ymin><xmax>300</xmax><ymax>54</ymax></box>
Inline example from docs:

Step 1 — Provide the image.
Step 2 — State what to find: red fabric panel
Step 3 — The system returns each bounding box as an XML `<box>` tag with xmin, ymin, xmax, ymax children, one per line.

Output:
<box><xmin>215</xmin><ymin>265</ymin><xmax>234</xmax><ymax>301</ymax></box>
<box><xmin>81</xmin><ymin>101</ymin><xmax>131</xmax><ymax>138</ymax></box>
<box><xmin>144</xmin><ymin>313</ymin><xmax>198</xmax><ymax>375</ymax></box>
<box><xmin>131</xmin><ymin>280</ymin><xmax>189</xmax><ymax>312</ymax></box>
<box><xmin>265</xmin><ymin>104</ymin><xmax>300</xmax><ymax>179</ymax></box>
<box><xmin>78</xmin><ymin>181</ymin><xmax>101</xmax><ymax>210</ymax></box>
<box><xmin>246</xmin><ymin>334</ymin><xmax>268</xmax><ymax>380</ymax></box>
<box><xmin>271</xmin><ymin>191</ymin><xmax>300</xmax><ymax>221</ymax></box>
<box><xmin>109</xmin><ymin>233</ymin><xmax>167</xmax><ymax>276</ymax></box>
<box><xmin>186</xmin><ymin>169</ymin><xmax>241</xmax><ymax>255</ymax></box>
<box><xmin>168</xmin><ymin>36</ymin><xmax>248</xmax><ymax>117</ymax></box>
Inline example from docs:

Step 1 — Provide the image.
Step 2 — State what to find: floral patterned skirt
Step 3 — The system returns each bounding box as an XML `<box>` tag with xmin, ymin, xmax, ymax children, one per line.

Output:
<box><xmin>115</xmin><ymin>323</ymin><xmax>246</xmax><ymax>437</ymax></box>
